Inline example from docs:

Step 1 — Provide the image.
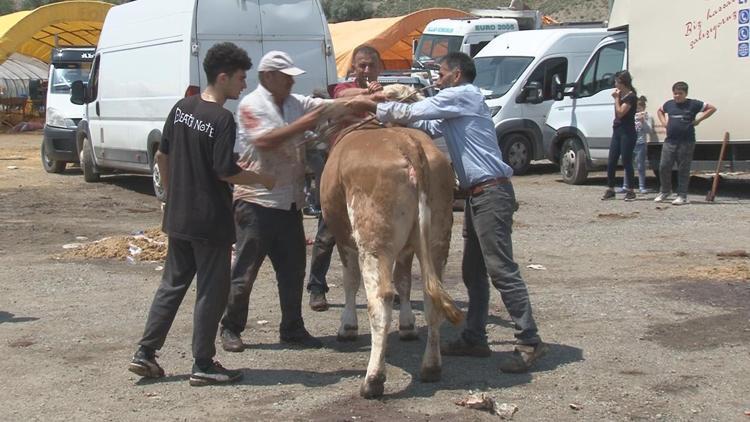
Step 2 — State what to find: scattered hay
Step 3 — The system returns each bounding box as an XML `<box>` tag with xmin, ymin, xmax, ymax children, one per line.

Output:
<box><xmin>685</xmin><ymin>264</ymin><xmax>750</xmax><ymax>282</ymax></box>
<box><xmin>64</xmin><ymin>228</ymin><xmax>167</xmax><ymax>262</ymax></box>
<box><xmin>597</xmin><ymin>211</ymin><xmax>640</xmax><ymax>220</ymax></box>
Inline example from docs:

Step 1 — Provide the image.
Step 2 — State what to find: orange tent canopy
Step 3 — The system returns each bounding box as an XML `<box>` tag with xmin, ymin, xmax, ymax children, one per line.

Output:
<box><xmin>329</xmin><ymin>8</ymin><xmax>472</xmax><ymax>78</ymax></box>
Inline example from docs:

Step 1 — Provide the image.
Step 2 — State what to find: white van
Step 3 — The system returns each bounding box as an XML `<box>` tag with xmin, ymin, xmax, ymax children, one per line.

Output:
<box><xmin>41</xmin><ymin>47</ymin><xmax>94</xmax><ymax>173</ymax></box>
<box><xmin>545</xmin><ymin>32</ymin><xmax>626</xmax><ymax>184</ymax></box>
<box><xmin>71</xmin><ymin>0</ymin><xmax>337</xmax><ymax>200</ymax></box>
<box><xmin>472</xmin><ymin>29</ymin><xmax>610</xmax><ymax>174</ymax></box>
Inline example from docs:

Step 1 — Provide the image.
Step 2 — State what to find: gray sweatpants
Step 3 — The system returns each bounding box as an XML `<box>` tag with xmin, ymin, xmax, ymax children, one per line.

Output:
<box><xmin>138</xmin><ymin>237</ymin><xmax>232</xmax><ymax>362</ymax></box>
<box><xmin>461</xmin><ymin>183</ymin><xmax>541</xmax><ymax>346</ymax></box>
<box><xmin>659</xmin><ymin>141</ymin><xmax>696</xmax><ymax>196</ymax></box>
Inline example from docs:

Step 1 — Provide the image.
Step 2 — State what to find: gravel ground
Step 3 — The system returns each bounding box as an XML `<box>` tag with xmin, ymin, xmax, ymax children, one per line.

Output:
<box><xmin>1</xmin><ymin>132</ymin><xmax>749</xmax><ymax>421</ymax></box>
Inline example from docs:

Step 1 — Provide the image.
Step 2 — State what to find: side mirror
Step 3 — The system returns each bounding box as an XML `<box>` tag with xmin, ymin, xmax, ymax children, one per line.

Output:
<box><xmin>517</xmin><ymin>81</ymin><xmax>543</xmax><ymax>104</ymax></box>
<box><xmin>562</xmin><ymin>82</ymin><xmax>577</xmax><ymax>98</ymax></box>
<box><xmin>70</xmin><ymin>80</ymin><xmax>87</xmax><ymax>105</ymax></box>
<box><xmin>412</xmin><ymin>38</ymin><xmax>419</xmax><ymax>57</ymax></box>
<box><xmin>552</xmin><ymin>74</ymin><xmax>564</xmax><ymax>101</ymax></box>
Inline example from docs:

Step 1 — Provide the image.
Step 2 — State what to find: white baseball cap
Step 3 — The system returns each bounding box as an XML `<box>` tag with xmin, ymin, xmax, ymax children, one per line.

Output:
<box><xmin>257</xmin><ymin>51</ymin><xmax>306</xmax><ymax>76</ymax></box>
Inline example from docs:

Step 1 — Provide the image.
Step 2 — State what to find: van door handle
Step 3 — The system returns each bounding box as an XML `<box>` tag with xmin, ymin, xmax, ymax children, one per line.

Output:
<box><xmin>95</xmin><ymin>101</ymin><xmax>100</xmax><ymax>117</ymax></box>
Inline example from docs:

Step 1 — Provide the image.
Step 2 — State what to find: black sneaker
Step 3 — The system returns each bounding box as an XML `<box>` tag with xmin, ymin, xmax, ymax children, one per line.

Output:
<box><xmin>220</xmin><ymin>328</ymin><xmax>245</xmax><ymax>352</ymax></box>
<box><xmin>624</xmin><ymin>190</ymin><xmax>636</xmax><ymax>201</ymax></box>
<box><xmin>601</xmin><ymin>189</ymin><xmax>616</xmax><ymax>200</ymax></box>
<box><xmin>280</xmin><ymin>329</ymin><xmax>323</xmax><ymax>349</ymax></box>
<box><xmin>498</xmin><ymin>343</ymin><xmax>549</xmax><ymax>373</ymax></box>
<box><xmin>128</xmin><ymin>346</ymin><xmax>165</xmax><ymax>378</ymax></box>
<box><xmin>189</xmin><ymin>361</ymin><xmax>243</xmax><ymax>386</ymax></box>
<box><xmin>440</xmin><ymin>337</ymin><xmax>491</xmax><ymax>358</ymax></box>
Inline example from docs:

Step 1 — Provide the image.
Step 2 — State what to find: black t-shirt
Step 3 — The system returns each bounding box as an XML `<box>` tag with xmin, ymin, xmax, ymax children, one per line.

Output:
<box><xmin>613</xmin><ymin>91</ymin><xmax>637</xmax><ymax>130</ymax></box>
<box><xmin>160</xmin><ymin>95</ymin><xmax>241</xmax><ymax>245</ymax></box>
<box><xmin>661</xmin><ymin>99</ymin><xmax>705</xmax><ymax>143</ymax></box>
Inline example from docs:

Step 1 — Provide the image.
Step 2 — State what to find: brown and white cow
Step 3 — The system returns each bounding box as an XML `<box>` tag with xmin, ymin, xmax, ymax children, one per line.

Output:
<box><xmin>320</xmin><ymin>121</ymin><xmax>463</xmax><ymax>399</ymax></box>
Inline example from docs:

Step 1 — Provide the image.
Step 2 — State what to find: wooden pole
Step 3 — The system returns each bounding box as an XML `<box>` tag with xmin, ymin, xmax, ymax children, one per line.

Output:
<box><xmin>705</xmin><ymin>132</ymin><xmax>730</xmax><ymax>202</ymax></box>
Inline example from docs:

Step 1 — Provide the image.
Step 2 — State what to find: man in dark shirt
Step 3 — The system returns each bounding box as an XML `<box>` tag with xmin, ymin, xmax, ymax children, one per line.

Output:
<box><xmin>128</xmin><ymin>42</ymin><xmax>273</xmax><ymax>386</ymax></box>
<box><xmin>655</xmin><ymin>81</ymin><xmax>716</xmax><ymax>205</ymax></box>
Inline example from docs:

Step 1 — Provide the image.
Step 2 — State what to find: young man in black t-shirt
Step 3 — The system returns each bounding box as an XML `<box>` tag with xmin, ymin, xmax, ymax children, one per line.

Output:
<box><xmin>655</xmin><ymin>81</ymin><xmax>716</xmax><ymax>205</ymax></box>
<box><xmin>128</xmin><ymin>42</ymin><xmax>273</xmax><ymax>386</ymax></box>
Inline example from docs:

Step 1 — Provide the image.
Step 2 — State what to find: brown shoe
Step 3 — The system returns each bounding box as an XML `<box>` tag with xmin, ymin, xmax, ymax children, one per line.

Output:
<box><xmin>220</xmin><ymin>328</ymin><xmax>244</xmax><ymax>352</ymax></box>
<box><xmin>440</xmin><ymin>337</ymin><xmax>491</xmax><ymax>358</ymax></box>
<box><xmin>498</xmin><ymin>343</ymin><xmax>549</xmax><ymax>373</ymax></box>
<box><xmin>309</xmin><ymin>292</ymin><xmax>329</xmax><ymax>312</ymax></box>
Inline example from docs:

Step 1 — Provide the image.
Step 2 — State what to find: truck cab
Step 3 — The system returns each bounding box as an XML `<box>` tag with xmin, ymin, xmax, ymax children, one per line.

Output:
<box><xmin>41</xmin><ymin>47</ymin><xmax>94</xmax><ymax>173</ymax></box>
<box><xmin>413</xmin><ymin>17</ymin><xmax>519</xmax><ymax>69</ymax></box>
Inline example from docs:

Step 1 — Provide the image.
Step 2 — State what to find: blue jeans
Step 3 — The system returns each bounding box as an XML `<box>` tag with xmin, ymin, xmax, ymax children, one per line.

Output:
<box><xmin>607</xmin><ymin>126</ymin><xmax>637</xmax><ymax>189</ymax></box>
<box><xmin>623</xmin><ymin>142</ymin><xmax>647</xmax><ymax>190</ymax></box>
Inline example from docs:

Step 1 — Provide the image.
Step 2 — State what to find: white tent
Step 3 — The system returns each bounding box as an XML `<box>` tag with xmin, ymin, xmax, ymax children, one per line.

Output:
<box><xmin>0</xmin><ymin>53</ymin><xmax>48</xmax><ymax>99</ymax></box>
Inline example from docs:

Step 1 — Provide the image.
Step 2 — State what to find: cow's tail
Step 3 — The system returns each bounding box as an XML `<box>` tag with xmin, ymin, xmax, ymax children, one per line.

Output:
<box><xmin>413</xmin><ymin>150</ymin><xmax>463</xmax><ymax>326</ymax></box>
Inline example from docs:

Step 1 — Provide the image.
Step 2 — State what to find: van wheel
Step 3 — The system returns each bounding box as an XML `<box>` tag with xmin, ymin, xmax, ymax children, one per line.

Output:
<box><xmin>41</xmin><ymin>141</ymin><xmax>66</xmax><ymax>173</ymax></box>
<box><xmin>501</xmin><ymin>133</ymin><xmax>531</xmax><ymax>175</ymax></box>
<box><xmin>80</xmin><ymin>135</ymin><xmax>100</xmax><ymax>183</ymax></box>
<box><xmin>560</xmin><ymin>138</ymin><xmax>588</xmax><ymax>185</ymax></box>
<box><xmin>151</xmin><ymin>158</ymin><xmax>166</xmax><ymax>203</ymax></box>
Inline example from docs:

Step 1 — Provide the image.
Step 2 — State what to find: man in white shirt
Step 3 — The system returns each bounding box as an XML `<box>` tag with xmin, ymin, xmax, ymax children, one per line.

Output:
<box><xmin>220</xmin><ymin>51</ymin><xmax>328</xmax><ymax>351</ymax></box>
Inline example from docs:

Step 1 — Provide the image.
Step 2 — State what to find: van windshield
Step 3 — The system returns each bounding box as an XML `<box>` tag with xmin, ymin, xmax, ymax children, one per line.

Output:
<box><xmin>414</xmin><ymin>34</ymin><xmax>463</xmax><ymax>67</ymax></box>
<box><xmin>50</xmin><ymin>63</ymin><xmax>92</xmax><ymax>94</ymax></box>
<box><xmin>474</xmin><ymin>56</ymin><xmax>533</xmax><ymax>99</ymax></box>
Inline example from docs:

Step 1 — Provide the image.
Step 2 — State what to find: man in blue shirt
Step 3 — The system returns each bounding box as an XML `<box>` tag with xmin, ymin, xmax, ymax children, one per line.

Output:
<box><xmin>348</xmin><ymin>52</ymin><xmax>546</xmax><ymax>372</ymax></box>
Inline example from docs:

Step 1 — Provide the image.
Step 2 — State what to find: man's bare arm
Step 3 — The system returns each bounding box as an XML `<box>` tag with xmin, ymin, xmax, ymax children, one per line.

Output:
<box><xmin>221</xmin><ymin>170</ymin><xmax>275</xmax><ymax>190</ymax></box>
<box><xmin>155</xmin><ymin>150</ymin><xmax>169</xmax><ymax>196</ymax></box>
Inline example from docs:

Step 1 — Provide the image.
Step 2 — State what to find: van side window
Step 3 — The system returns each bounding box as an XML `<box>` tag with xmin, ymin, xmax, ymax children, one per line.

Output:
<box><xmin>526</xmin><ymin>57</ymin><xmax>567</xmax><ymax>101</ymax></box>
<box><xmin>470</xmin><ymin>41</ymin><xmax>490</xmax><ymax>57</ymax></box>
<box><xmin>578</xmin><ymin>42</ymin><xmax>625</xmax><ymax>98</ymax></box>
<box><xmin>89</xmin><ymin>55</ymin><xmax>101</xmax><ymax>100</ymax></box>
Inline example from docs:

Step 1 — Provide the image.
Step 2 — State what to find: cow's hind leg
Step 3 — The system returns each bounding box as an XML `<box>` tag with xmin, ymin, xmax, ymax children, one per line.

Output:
<box><xmin>337</xmin><ymin>245</ymin><xmax>360</xmax><ymax>341</ymax></box>
<box><xmin>419</xmin><ymin>281</ymin><xmax>444</xmax><ymax>383</ymax></box>
<box><xmin>394</xmin><ymin>250</ymin><xmax>417</xmax><ymax>341</ymax></box>
<box><xmin>360</xmin><ymin>252</ymin><xmax>394</xmax><ymax>399</ymax></box>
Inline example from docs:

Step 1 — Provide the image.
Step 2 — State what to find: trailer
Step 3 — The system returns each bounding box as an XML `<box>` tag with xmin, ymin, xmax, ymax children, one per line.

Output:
<box><xmin>547</xmin><ymin>0</ymin><xmax>750</xmax><ymax>184</ymax></box>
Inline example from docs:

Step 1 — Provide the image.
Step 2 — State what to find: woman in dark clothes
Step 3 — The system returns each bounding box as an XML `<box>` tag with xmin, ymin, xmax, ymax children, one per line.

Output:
<box><xmin>602</xmin><ymin>70</ymin><xmax>638</xmax><ymax>201</ymax></box>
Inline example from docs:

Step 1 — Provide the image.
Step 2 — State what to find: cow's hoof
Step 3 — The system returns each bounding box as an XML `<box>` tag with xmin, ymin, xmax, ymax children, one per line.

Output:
<box><xmin>398</xmin><ymin>325</ymin><xmax>419</xmax><ymax>341</ymax></box>
<box><xmin>336</xmin><ymin>325</ymin><xmax>358</xmax><ymax>342</ymax></box>
<box><xmin>420</xmin><ymin>366</ymin><xmax>441</xmax><ymax>383</ymax></box>
<box><xmin>359</xmin><ymin>373</ymin><xmax>386</xmax><ymax>399</ymax></box>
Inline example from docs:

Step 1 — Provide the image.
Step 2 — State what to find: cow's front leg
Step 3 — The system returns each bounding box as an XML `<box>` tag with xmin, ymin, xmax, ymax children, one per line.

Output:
<box><xmin>337</xmin><ymin>246</ymin><xmax>360</xmax><ymax>341</ymax></box>
<box><xmin>420</xmin><ymin>284</ymin><xmax>443</xmax><ymax>383</ymax></box>
<box><xmin>360</xmin><ymin>252</ymin><xmax>394</xmax><ymax>399</ymax></box>
<box><xmin>394</xmin><ymin>251</ymin><xmax>417</xmax><ymax>341</ymax></box>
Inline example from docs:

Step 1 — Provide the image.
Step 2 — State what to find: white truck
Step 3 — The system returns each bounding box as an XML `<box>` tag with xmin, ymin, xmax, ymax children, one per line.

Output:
<box><xmin>413</xmin><ymin>17</ymin><xmax>519</xmax><ymax>69</ymax></box>
<box><xmin>41</xmin><ymin>47</ymin><xmax>94</xmax><ymax>173</ymax></box>
<box><xmin>70</xmin><ymin>0</ymin><xmax>337</xmax><ymax>200</ymax></box>
<box><xmin>547</xmin><ymin>0</ymin><xmax>750</xmax><ymax>184</ymax></box>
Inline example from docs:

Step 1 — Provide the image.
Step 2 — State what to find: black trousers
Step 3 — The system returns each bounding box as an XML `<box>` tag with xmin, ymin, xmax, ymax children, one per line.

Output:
<box><xmin>138</xmin><ymin>237</ymin><xmax>232</xmax><ymax>361</ymax></box>
<box><xmin>221</xmin><ymin>201</ymin><xmax>307</xmax><ymax>336</ymax></box>
<box><xmin>306</xmin><ymin>216</ymin><xmax>336</xmax><ymax>294</ymax></box>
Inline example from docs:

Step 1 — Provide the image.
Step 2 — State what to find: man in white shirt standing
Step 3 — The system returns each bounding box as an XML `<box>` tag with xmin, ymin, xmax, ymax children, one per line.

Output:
<box><xmin>220</xmin><ymin>51</ymin><xmax>328</xmax><ymax>351</ymax></box>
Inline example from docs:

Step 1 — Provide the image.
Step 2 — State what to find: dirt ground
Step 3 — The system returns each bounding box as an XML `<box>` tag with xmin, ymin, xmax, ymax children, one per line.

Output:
<box><xmin>1</xmin><ymin>132</ymin><xmax>749</xmax><ymax>421</ymax></box>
